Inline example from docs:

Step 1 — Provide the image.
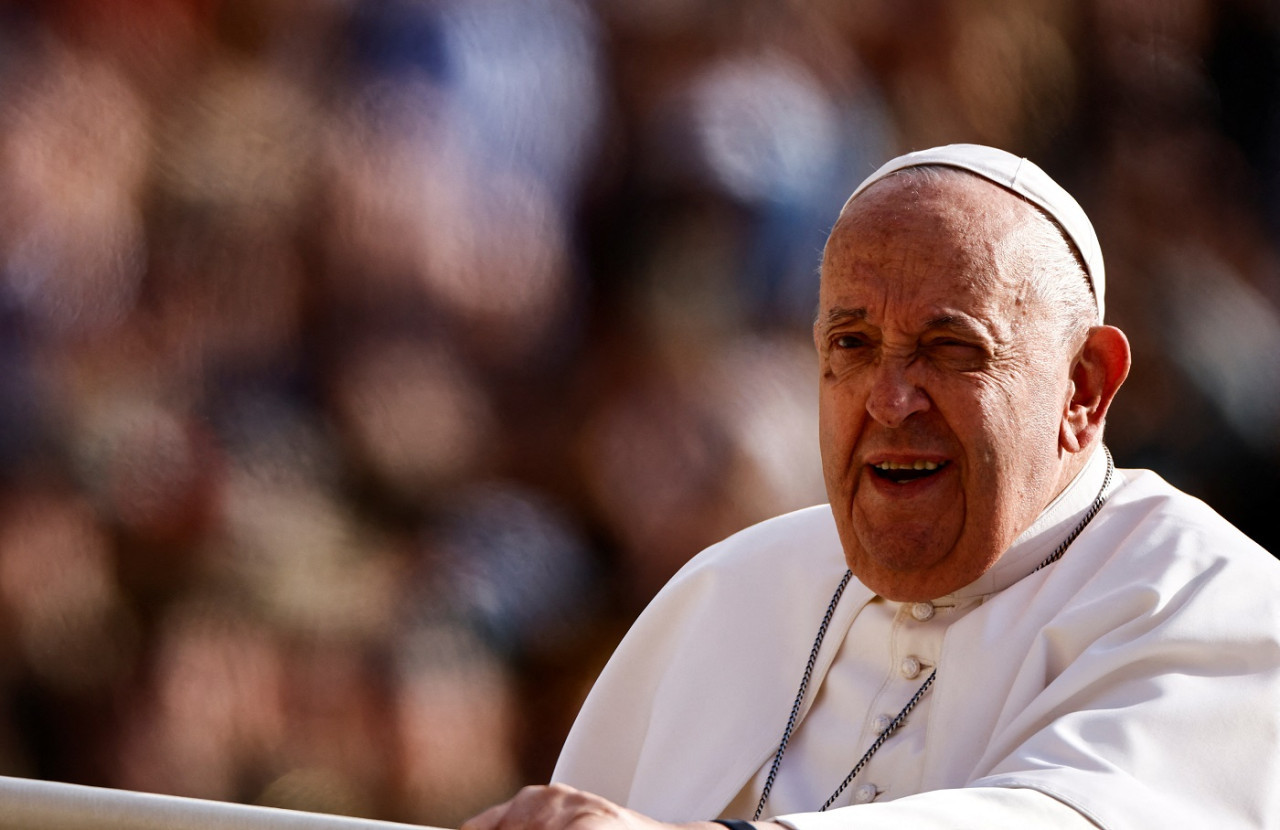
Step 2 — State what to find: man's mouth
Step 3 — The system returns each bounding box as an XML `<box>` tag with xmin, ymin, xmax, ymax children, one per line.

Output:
<box><xmin>870</xmin><ymin>460</ymin><xmax>949</xmax><ymax>484</ymax></box>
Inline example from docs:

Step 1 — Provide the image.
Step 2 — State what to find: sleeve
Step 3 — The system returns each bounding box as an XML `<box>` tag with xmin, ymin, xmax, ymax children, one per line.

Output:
<box><xmin>774</xmin><ymin>787</ymin><xmax>1100</xmax><ymax>830</ymax></box>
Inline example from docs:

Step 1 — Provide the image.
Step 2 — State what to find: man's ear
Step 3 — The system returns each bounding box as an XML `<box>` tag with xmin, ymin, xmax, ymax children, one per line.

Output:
<box><xmin>1061</xmin><ymin>325</ymin><xmax>1131</xmax><ymax>453</ymax></box>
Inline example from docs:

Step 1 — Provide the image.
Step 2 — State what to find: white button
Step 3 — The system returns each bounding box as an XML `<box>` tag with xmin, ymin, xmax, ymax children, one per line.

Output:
<box><xmin>900</xmin><ymin>655</ymin><xmax>922</xmax><ymax>679</ymax></box>
<box><xmin>854</xmin><ymin>784</ymin><xmax>878</xmax><ymax>804</ymax></box>
<box><xmin>910</xmin><ymin>601</ymin><xmax>935</xmax><ymax>621</ymax></box>
<box><xmin>872</xmin><ymin>713</ymin><xmax>894</xmax><ymax>733</ymax></box>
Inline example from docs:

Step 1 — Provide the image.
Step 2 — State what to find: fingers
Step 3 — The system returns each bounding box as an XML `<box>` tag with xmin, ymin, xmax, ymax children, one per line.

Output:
<box><xmin>461</xmin><ymin>783</ymin><xmax>625</xmax><ymax>830</ymax></box>
<box><xmin>462</xmin><ymin>797</ymin><xmax>517</xmax><ymax>830</ymax></box>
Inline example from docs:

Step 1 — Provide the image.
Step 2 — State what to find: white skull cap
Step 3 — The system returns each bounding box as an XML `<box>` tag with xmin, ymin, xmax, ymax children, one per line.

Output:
<box><xmin>843</xmin><ymin>143</ymin><xmax>1105</xmax><ymax>320</ymax></box>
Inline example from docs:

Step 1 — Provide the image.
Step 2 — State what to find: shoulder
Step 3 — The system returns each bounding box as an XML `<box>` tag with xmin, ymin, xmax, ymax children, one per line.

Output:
<box><xmin>951</xmin><ymin>466</ymin><xmax>1280</xmax><ymax>671</ymax></box>
<box><xmin>670</xmin><ymin>503</ymin><xmax>841</xmax><ymax>577</ymax></box>
<box><xmin>588</xmin><ymin>504</ymin><xmax>850</xmax><ymax>662</ymax></box>
<box><xmin>1099</xmin><ymin>467</ymin><xmax>1278</xmax><ymax>581</ymax></box>
<box><xmin>1020</xmin><ymin>466</ymin><xmax>1280</xmax><ymax>647</ymax></box>
<box><xmin>552</xmin><ymin>506</ymin><xmax>858</xmax><ymax>807</ymax></box>
<box><xmin>647</xmin><ymin>505</ymin><xmax>851</xmax><ymax>618</ymax></box>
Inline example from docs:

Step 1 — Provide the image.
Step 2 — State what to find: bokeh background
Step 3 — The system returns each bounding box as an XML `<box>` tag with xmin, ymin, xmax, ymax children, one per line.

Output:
<box><xmin>0</xmin><ymin>0</ymin><xmax>1277</xmax><ymax>826</ymax></box>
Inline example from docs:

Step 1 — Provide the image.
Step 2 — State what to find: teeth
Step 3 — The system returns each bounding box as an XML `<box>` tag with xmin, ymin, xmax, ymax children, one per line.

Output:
<box><xmin>874</xmin><ymin>460</ymin><xmax>941</xmax><ymax>471</ymax></box>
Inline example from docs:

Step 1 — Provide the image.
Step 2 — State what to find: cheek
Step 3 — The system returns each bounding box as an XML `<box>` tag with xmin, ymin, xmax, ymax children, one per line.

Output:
<box><xmin>816</xmin><ymin>398</ymin><xmax>842</xmax><ymax>476</ymax></box>
<box><xmin>817</xmin><ymin>384</ymin><xmax>866</xmax><ymax>452</ymax></box>
<box><xmin>986</xmin><ymin>369</ymin><xmax>1070</xmax><ymax>454</ymax></box>
<box><xmin>816</xmin><ymin>386</ymin><xmax>867</xmax><ymax>499</ymax></box>
<box><xmin>959</xmin><ymin>374</ymin><xmax>1068</xmax><ymax>515</ymax></box>
<box><xmin>955</xmin><ymin>370</ymin><xmax>1042</xmax><ymax>441</ymax></box>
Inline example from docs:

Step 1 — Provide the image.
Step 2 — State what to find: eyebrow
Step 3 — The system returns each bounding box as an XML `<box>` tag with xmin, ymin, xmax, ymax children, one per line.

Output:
<box><xmin>821</xmin><ymin>308</ymin><xmax>969</xmax><ymax>328</ymax></box>
<box><xmin>819</xmin><ymin>308</ymin><xmax>992</xmax><ymax>339</ymax></box>
<box><xmin>924</xmin><ymin>314</ymin><xmax>991</xmax><ymax>338</ymax></box>
<box><xmin>819</xmin><ymin>306</ymin><xmax>868</xmax><ymax>327</ymax></box>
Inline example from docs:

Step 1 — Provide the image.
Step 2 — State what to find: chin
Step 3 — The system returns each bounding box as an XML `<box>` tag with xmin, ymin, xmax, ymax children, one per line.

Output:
<box><xmin>855</xmin><ymin>569</ymin><xmax>951</xmax><ymax>603</ymax></box>
<box><xmin>855</xmin><ymin>535</ymin><xmax>950</xmax><ymax>574</ymax></box>
<box><xmin>845</xmin><ymin>541</ymin><xmax>982</xmax><ymax>602</ymax></box>
<box><xmin>844</xmin><ymin>556</ymin><xmax>934</xmax><ymax>601</ymax></box>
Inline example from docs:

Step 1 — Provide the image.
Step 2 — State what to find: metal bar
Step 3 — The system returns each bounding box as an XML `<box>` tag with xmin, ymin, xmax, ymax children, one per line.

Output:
<box><xmin>0</xmin><ymin>776</ymin><xmax>444</xmax><ymax>830</ymax></box>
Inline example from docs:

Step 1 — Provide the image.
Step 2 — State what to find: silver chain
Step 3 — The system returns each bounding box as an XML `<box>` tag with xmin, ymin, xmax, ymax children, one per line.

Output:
<box><xmin>1034</xmin><ymin>445</ymin><xmax>1114</xmax><ymax>572</ymax></box>
<box><xmin>751</xmin><ymin>569</ymin><xmax>852</xmax><ymax>820</ymax></box>
<box><xmin>816</xmin><ymin>668</ymin><xmax>936</xmax><ymax>812</ymax></box>
<box><xmin>751</xmin><ymin>446</ymin><xmax>1116</xmax><ymax>820</ymax></box>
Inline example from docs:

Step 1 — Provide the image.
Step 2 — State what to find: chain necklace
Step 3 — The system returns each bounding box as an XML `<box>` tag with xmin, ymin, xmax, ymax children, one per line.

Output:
<box><xmin>751</xmin><ymin>446</ymin><xmax>1115</xmax><ymax>820</ymax></box>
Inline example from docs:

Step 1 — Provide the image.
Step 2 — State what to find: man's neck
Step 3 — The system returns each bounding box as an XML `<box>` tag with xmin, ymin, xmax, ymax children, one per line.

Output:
<box><xmin>944</xmin><ymin>444</ymin><xmax>1111</xmax><ymax>601</ymax></box>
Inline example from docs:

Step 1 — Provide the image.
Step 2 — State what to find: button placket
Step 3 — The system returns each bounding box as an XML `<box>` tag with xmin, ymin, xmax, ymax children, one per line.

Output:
<box><xmin>841</xmin><ymin>599</ymin><xmax>948</xmax><ymax>805</ymax></box>
<box><xmin>896</xmin><ymin>601</ymin><xmax>942</xmax><ymax>683</ymax></box>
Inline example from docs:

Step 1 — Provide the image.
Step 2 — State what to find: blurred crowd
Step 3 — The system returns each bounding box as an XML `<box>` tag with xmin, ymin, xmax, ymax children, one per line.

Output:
<box><xmin>0</xmin><ymin>0</ymin><xmax>1276</xmax><ymax>826</ymax></box>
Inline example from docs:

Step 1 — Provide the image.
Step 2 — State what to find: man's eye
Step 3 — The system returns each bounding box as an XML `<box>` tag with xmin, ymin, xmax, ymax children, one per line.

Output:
<box><xmin>928</xmin><ymin>339</ymin><xmax>987</xmax><ymax>366</ymax></box>
<box><xmin>931</xmin><ymin>339</ymin><xmax>980</xmax><ymax>353</ymax></box>
<box><xmin>833</xmin><ymin>334</ymin><xmax>868</xmax><ymax>349</ymax></box>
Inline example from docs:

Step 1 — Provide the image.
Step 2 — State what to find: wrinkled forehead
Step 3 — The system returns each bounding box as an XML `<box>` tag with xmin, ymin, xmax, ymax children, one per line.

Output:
<box><xmin>832</xmin><ymin>165</ymin><xmax>1030</xmax><ymax>228</ymax></box>
<box><xmin>818</xmin><ymin>173</ymin><xmax>1045</xmax><ymax>330</ymax></box>
<box><xmin>833</xmin><ymin>144</ymin><xmax>1104</xmax><ymax>319</ymax></box>
<box><xmin>824</xmin><ymin>169</ymin><xmax>1037</xmax><ymax>273</ymax></box>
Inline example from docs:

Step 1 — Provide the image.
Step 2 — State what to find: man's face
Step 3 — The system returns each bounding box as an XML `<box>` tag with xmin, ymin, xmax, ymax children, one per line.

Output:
<box><xmin>816</xmin><ymin>173</ymin><xmax>1078</xmax><ymax>601</ymax></box>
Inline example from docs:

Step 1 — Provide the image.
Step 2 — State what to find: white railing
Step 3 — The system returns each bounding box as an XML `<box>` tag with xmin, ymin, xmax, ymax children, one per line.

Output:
<box><xmin>0</xmin><ymin>776</ymin><xmax>446</xmax><ymax>830</ymax></box>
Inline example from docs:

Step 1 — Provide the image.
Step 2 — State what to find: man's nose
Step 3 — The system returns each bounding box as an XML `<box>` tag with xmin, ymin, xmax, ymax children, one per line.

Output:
<box><xmin>865</xmin><ymin>359</ymin><xmax>930</xmax><ymax>427</ymax></box>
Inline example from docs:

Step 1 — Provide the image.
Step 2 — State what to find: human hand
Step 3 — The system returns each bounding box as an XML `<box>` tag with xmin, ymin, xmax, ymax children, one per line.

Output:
<box><xmin>460</xmin><ymin>783</ymin><xmax>719</xmax><ymax>830</ymax></box>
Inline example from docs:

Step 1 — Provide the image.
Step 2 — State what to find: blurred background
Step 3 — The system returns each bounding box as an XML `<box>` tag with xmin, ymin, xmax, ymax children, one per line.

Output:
<box><xmin>0</xmin><ymin>0</ymin><xmax>1276</xmax><ymax>825</ymax></box>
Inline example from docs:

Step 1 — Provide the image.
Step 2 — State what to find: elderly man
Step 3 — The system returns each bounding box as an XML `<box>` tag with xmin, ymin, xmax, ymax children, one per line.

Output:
<box><xmin>464</xmin><ymin>145</ymin><xmax>1280</xmax><ymax>830</ymax></box>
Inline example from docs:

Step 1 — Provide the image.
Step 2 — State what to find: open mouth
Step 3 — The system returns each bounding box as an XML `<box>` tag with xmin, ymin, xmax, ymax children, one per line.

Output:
<box><xmin>870</xmin><ymin>460</ymin><xmax>949</xmax><ymax>484</ymax></box>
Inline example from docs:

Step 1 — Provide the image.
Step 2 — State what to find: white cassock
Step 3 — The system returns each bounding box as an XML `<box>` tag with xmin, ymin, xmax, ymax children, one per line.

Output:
<box><xmin>552</xmin><ymin>448</ymin><xmax>1280</xmax><ymax>830</ymax></box>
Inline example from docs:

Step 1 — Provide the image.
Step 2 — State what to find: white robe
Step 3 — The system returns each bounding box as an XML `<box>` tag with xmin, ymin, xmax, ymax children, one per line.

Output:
<box><xmin>552</xmin><ymin>464</ymin><xmax>1280</xmax><ymax>830</ymax></box>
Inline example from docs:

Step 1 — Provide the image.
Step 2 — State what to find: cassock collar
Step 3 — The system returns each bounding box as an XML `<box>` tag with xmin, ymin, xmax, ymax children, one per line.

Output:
<box><xmin>942</xmin><ymin>446</ymin><xmax>1116</xmax><ymax>602</ymax></box>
